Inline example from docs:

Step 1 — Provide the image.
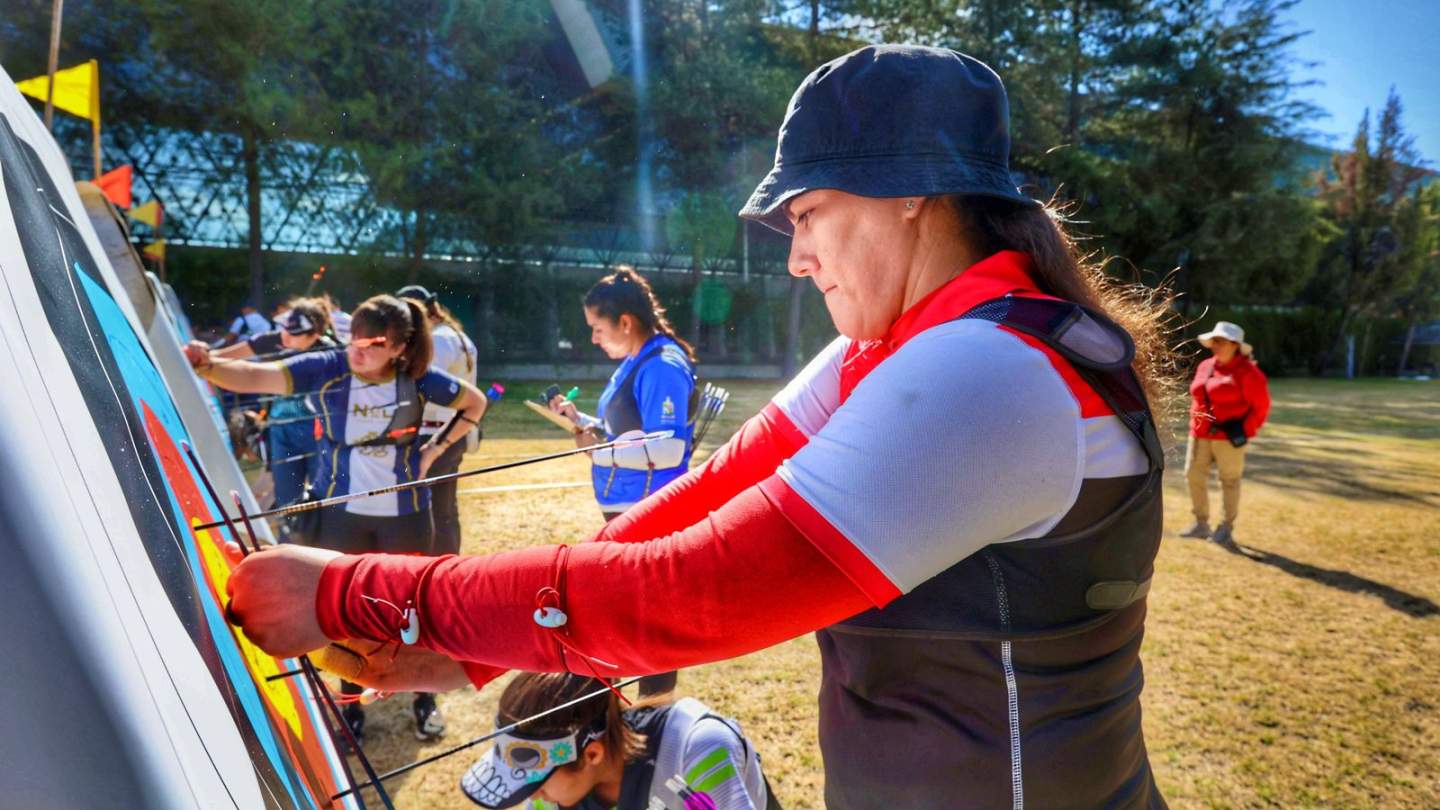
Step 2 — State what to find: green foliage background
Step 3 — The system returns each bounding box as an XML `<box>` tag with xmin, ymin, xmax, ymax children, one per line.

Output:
<box><xmin>1</xmin><ymin>0</ymin><xmax>1435</xmax><ymax>375</ymax></box>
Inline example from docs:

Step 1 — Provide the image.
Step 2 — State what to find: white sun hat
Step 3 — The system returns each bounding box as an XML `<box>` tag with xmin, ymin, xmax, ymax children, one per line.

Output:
<box><xmin>1197</xmin><ymin>321</ymin><xmax>1253</xmax><ymax>356</ymax></box>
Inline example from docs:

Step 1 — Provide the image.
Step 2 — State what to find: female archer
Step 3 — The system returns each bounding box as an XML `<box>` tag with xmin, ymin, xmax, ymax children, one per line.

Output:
<box><xmin>188</xmin><ymin>293</ymin><xmax>488</xmax><ymax>743</ymax></box>
<box><xmin>208</xmin><ymin>297</ymin><xmax>335</xmax><ymax>512</ymax></box>
<box><xmin>549</xmin><ymin>267</ymin><xmax>697</xmax><ymax>523</ymax></box>
<box><xmin>226</xmin><ymin>45</ymin><xmax>1172</xmax><ymax>808</ymax></box>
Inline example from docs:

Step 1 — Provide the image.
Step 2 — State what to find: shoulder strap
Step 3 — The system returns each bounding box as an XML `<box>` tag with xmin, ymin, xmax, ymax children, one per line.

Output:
<box><xmin>620</xmin><ymin>344</ymin><xmax>664</xmax><ymax>392</ymax></box>
<box><xmin>959</xmin><ymin>295</ymin><xmax>1163</xmax><ymax>468</ymax></box>
<box><xmin>957</xmin><ymin>296</ymin><xmax>1164</xmax><ymax>549</ymax></box>
<box><xmin>601</xmin><ymin>345</ymin><xmax>665</xmax><ymax>435</ymax></box>
<box><xmin>383</xmin><ymin>374</ymin><xmax>422</xmax><ymax>445</ymax></box>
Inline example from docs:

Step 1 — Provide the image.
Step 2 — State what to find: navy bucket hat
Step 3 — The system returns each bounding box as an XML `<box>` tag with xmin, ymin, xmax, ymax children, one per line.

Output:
<box><xmin>739</xmin><ymin>44</ymin><xmax>1038</xmax><ymax>235</ymax></box>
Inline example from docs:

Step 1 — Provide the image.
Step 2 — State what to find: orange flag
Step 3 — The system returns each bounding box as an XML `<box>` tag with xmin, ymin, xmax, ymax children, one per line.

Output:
<box><xmin>96</xmin><ymin>165</ymin><xmax>133</xmax><ymax>208</ymax></box>
<box><xmin>142</xmin><ymin>240</ymin><xmax>166</xmax><ymax>261</ymax></box>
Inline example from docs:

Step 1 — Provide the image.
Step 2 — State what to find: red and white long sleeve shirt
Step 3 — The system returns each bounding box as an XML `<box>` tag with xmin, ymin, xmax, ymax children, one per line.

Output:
<box><xmin>313</xmin><ymin>251</ymin><xmax>1148</xmax><ymax>685</ymax></box>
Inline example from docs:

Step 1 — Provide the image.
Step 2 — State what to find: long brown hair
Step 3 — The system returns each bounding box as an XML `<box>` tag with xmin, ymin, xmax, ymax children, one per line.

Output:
<box><xmin>584</xmin><ymin>266</ymin><xmax>698</xmax><ymax>363</ymax></box>
<box><xmin>420</xmin><ymin>298</ymin><xmax>475</xmax><ymax>373</ymax></box>
<box><xmin>497</xmin><ymin>673</ymin><xmax>645</xmax><ymax>767</ymax></box>
<box><xmin>948</xmin><ymin>195</ymin><xmax>1180</xmax><ymax>412</ymax></box>
<box><xmin>350</xmin><ymin>294</ymin><xmax>432</xmax><ymax>379</ymax></box>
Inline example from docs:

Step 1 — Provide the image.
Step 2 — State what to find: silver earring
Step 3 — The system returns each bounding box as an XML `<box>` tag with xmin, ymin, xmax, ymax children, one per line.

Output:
<box><xmin>905</xmin><ymin>200</ymin><xmax>916</xmax><ymax>210</ymax></box>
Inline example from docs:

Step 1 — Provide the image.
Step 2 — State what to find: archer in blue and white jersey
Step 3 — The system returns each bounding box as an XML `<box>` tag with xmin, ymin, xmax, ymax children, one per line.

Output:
<box><xmin>586</xmin><ymin>333</ymin><xmax>695</xmax><ymax>514</ymax></box>
<box><xmin>549</xmin><ymin>269</ymin><xmax>698</xmax><ymax>520</ymax></box>
<box><xmin>281</xmin><ymin>348</ymin><xmax>465</xmax><ymax>520</ymax></box>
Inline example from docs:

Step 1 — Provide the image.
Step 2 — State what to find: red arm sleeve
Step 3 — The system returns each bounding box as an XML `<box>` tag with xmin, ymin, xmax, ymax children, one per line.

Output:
<box><xmin>314</xmin><ymin>477</ymin><xmax>871</xmax><ymax>677</ymax></box>
<box><xmin>595</xmin><ymin>403</ymin><xmax>809</xmax><ymax>544</ymax></box>
<box><xmin>1243</xmin><ymin>366</ymin><xmax>1271</xmax><ymax>436</ymax></box>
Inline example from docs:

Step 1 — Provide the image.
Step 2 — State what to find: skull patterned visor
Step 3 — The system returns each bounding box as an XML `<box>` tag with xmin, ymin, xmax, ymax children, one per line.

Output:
<box><xmin>460</xmin><ymin>718</ymin><xmax>605</xmax><ymax>808</ymax></box>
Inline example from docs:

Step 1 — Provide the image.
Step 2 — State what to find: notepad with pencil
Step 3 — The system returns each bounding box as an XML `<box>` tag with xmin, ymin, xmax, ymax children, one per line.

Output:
<box><xmin>524</xmin><ymin>384</ymin><xmax>581</xmax><ymax>433</ymax></box>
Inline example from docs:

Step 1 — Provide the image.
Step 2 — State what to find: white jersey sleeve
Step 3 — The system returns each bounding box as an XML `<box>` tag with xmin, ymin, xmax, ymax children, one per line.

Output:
<box><xmin>775</xmin><ymin>320</ymin><xmax>1086</xmax><ymax>594</ymax></box>
<box><xmin>770</xmin><ymin>334</ymin><xmax>850</xmax><ymax>437</ymax></box>
<box><xmin>673</xmin><ymin>717</ymin><xmax>764</xmax><ymax>810</ymax></box>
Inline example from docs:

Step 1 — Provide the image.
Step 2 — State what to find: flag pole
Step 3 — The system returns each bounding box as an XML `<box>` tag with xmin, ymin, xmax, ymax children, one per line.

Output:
<box><xmin>44</xmin><ymin>0</ymin><xmax>64</xmax><ymax>130</ymax></box>
<box><xmin>157</xmin><ymin>204</ymin><xmax>167</xmax><ymax>283</ymax></box>
<box><xmin>90</xmin><ymin>59</ymin><xmax>101</xmax><ymax>178</ymax></box>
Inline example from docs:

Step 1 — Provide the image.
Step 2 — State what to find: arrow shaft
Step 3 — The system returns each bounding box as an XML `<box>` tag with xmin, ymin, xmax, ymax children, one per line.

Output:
<box><xmin>193</xmin><ymin>433</ymin><xmax>669</xmax><ymax>531</ymax></box>
<box><xmin>331</xmin><ymin>676</ymin><xmax>643</xmax><ymax>802</ymax></box>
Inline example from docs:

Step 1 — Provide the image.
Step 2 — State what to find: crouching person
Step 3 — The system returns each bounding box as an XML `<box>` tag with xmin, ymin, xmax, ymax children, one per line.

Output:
<box><xmin>462</xmin><ymin>673</ymin><xmax>776</xmax><ymax>810</ymax></box>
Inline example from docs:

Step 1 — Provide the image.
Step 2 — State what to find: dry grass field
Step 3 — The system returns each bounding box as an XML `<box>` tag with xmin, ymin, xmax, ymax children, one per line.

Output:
<box><xmin>336</xmin><ymin>378</ymin><xmax>1439</xmax><ymax>809</ymax></box>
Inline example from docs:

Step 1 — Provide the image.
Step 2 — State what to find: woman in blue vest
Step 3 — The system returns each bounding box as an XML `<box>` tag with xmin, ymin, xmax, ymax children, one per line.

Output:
<box><xmin>551</xmin><ymin>267</ymin><xmax>697</xmax><ymax>523</ymax></box>
<box><xmin>186</xmin><ymin>293</ymin><xmax>488</xmax><ymax>744</ymax></box>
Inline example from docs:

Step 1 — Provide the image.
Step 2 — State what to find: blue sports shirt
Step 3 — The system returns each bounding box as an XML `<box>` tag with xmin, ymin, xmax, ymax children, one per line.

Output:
<box><xmin>591</xmin><ymin>334</ymin><xmax>696</xmax><ymax>512</ymax></box>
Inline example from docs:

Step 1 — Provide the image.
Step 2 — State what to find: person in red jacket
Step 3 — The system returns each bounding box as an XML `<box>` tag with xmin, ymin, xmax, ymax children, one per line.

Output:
<box><xmin>1180</xmin><ymin>321</ymin><xmax>1271</xmax><ymax>546</ymax></box>
<box><xmin>225</xmin><ymin>45</ymin><xmax>1176</xmax><ymax>808</ymax></box>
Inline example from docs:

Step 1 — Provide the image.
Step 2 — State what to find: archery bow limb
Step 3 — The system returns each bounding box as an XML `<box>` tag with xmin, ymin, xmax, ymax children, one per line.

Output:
<box><xmin>192</xmin><ymin>430</ymin><xmax>675</xmax><ymax>532</ymax></box>
<box><xmin>330</xmin><ymin>677</ymin><xmax>645</xmax><ymax>802</ymax></box>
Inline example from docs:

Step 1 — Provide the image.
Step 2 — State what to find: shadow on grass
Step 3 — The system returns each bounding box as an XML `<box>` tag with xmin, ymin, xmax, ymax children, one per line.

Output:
<box><xmin>340</xmin><ymin>696</ymin><xmax>429</xmax><ymax>808</ymax></box>
<box><xmin>1237</xmin><ymin>442</ymin><xmax>1440</xmax><ymax>508</ymax></box>
<box><xmin>1262</xmin><ymin>379</ymin><xmax>1440</xmax><ymax>440</ymax></box>
<box><xmin>1218</xmin><ymin>541</ymin><xmax>1440</xmax><ymax>619</ymax></box>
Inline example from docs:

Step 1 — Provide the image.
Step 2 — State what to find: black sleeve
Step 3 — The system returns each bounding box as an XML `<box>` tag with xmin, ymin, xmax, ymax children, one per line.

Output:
<box><xmin>246</xmin><ymin>330</ymin><xmax>285</xmax><ymax>356</ymax></box>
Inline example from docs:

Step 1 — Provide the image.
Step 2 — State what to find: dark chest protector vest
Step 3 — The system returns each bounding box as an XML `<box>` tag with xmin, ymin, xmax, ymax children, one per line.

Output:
<box><xmin>818</xmin><ymin>296</ymin><xmax>1168</xmax><ymax>810</ymax></box>
<box><xmin>602</xmin><ymin>343</ymin><xmax>700</xmax><ymax>438</ymax></box>
<box><xmin>318</xmin><ymin>372</ymin><xmax>424</xmax><ymax>448</ymax></box>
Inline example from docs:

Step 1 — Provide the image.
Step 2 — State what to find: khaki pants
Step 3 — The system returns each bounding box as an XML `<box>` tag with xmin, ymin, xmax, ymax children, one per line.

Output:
<box><xmin>1186</xmin><ymin>435</ymin><xmax>1247</xmax><ymax>525</ymax></box>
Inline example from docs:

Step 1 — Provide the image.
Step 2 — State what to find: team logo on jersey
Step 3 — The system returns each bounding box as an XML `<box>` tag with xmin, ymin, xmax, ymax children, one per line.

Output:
<box><xmin>661</xmin><ymin>396</ymin><xmax>676</xmax><ymax>423</ymax></box>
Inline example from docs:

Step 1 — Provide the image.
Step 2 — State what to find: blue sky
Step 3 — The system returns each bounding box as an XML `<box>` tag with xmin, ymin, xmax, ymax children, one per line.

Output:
<box><xmin>1286</xmin><ymin>0</ymin><xmax>1438</xmax><ymax>164</ymax></box>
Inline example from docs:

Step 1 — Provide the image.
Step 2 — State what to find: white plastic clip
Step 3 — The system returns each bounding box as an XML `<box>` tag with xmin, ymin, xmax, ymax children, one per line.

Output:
<box><xmin>533</xmin><ymin>606</ymin><xmax>568</xmax><ymax>628</ymax></box>
<box><xmin>400</xmin><ymin>607</ymin><xmax>421</xmax><ymax>645</ymax></box>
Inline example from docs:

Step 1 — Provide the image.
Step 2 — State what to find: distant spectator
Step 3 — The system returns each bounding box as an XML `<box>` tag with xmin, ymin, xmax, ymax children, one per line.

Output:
<box><xmin>212</xmin><ymin>302</ymin><xmax>272</xmax><ymax>348</ymax></box>
<box><xmin>1180</xmin><ymin>321</ymin><xmax>1271</xmax><ymax>546</ymax></box>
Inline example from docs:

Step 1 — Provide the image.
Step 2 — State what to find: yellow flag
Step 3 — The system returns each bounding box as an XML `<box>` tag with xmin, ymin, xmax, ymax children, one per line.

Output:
<box><xmin>142</xmin><ymin>240</ymin><xmax>166</xmax><ymax>261</ymax></box>
<box><xmin>17</xmin><ymin>59</ymin><xmax>100</xmax><ymax>122</ymax></box>
<box><xmin>130</xmin><ymin>200</ymin><xmax>163</xmax><ymax>228</ymax></box>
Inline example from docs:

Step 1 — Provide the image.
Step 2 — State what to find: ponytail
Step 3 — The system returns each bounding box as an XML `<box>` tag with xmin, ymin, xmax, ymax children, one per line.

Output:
<box><xmin>584</xmin><ymin>266</ymin><xmax>698</xmax><ymax>364</ymax></box>
<box><xmin>426</xmin><ymin>299</ymin><xmax>475</xmax><ymax>373</ymax></box>
<box><xmin>398</xmin><ymin>297</ymin><xmax>433</xmax><ymax>378</ymax></box>
<box><xmin>351</xmin><ymin>294</ymin><xmax>433</xmax><ymax>379</ymax></box>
